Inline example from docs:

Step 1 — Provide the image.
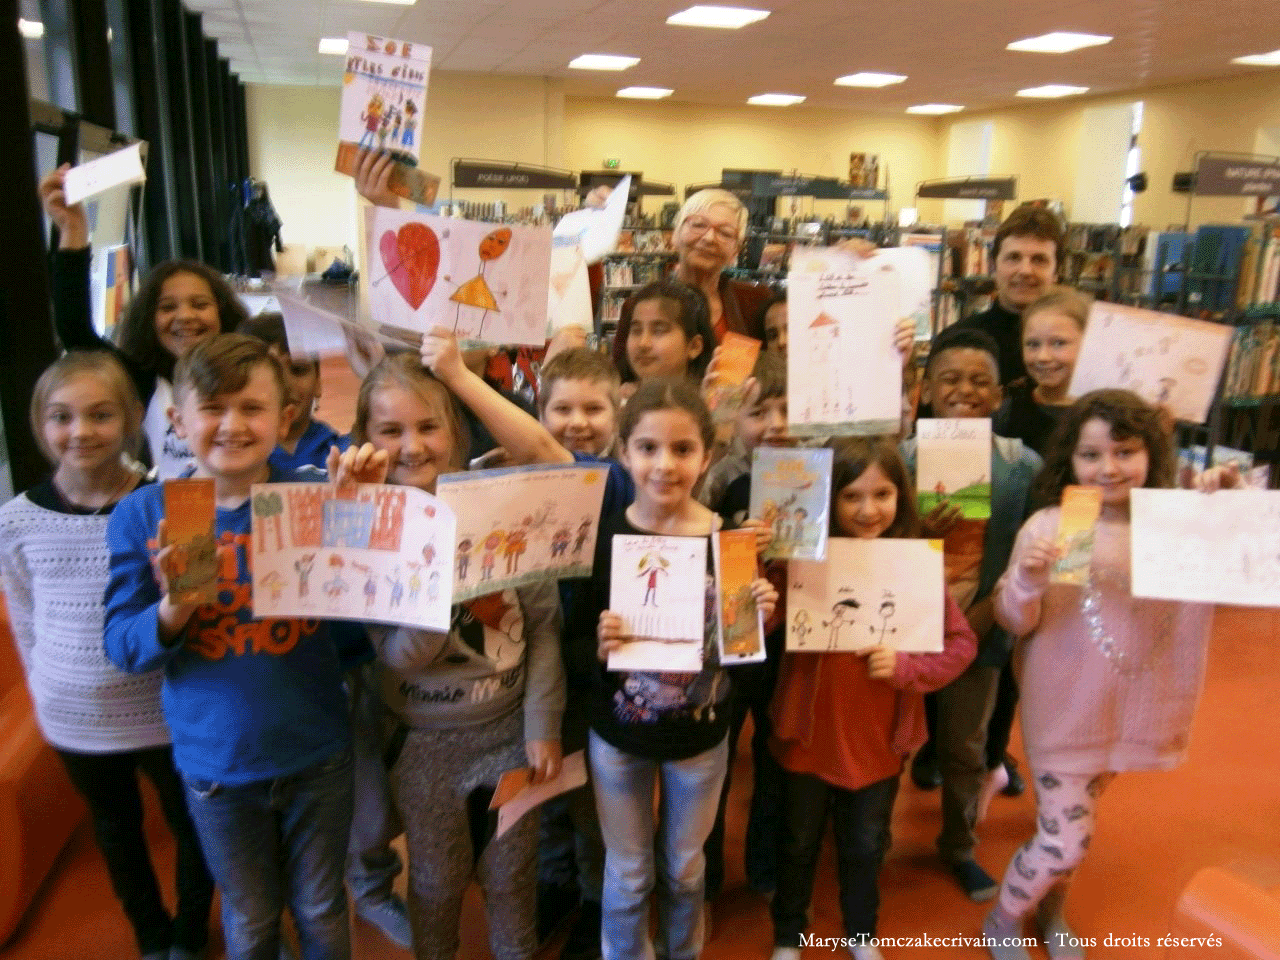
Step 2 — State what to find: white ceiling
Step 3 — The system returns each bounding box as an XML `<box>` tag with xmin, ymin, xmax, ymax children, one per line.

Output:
<box><xmin>188</xmin><ymin>0</ymin><xmax>1280</xmax><ymax>113</ymax></box>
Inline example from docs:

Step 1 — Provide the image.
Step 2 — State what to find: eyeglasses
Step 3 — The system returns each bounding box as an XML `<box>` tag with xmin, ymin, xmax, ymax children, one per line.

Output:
<box><xmin>681</xmin><ymin>216</ymin><xmax>741</xmax><ymax>245</ymax></box>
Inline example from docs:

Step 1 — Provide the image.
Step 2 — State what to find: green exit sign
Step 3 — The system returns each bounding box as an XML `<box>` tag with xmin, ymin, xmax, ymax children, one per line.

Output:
<box><xmin>604</xmin><ymin>158</ymin><xmax>620</xmax><ymax>169</ymax></box>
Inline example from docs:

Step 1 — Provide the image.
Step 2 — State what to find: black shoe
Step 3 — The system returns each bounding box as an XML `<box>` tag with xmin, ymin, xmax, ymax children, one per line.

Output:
<box><xmin>537</xmin><ymin>882</ymin><xmax>580</xmax><ymax>945</ymax></box>
<box><xmin>1000</xmin><ymin>758</ymin><xmax>1025</xmax><ymax>797</ymax></box>
<box><xmin>951</xmin><ymin>859</ymin><xmax>999</xmax><ymax>902</ymax></box>
<box><xmin>911</xmin><ymin>749</ymin><xmax>941</xmax><ymax>790</ymax></box>
<box><xmin>560</xmin><ymin>899</ymin><xmax>602</xmax><ymax>960</ymax></box>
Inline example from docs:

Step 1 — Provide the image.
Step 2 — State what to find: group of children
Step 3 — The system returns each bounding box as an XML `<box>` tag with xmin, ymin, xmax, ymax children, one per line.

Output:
<box><xmin>1</xmin><ymin>176</ymin><xmax>1241</xmax><ymax>960</ymax></box>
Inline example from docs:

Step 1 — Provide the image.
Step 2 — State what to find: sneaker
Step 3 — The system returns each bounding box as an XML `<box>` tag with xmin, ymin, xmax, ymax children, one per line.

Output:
<box><xmin>356</xmin><ymin>894</ymin><xmax>412</xmax><ymax>949</ymax></box>
<box><xmin>851</xmin><ymin>945</ymin><xmax>885</xmax><ymax>960</ymax></box>
<box><xmin>537</xmin><ymin>881</ymin><xmax>581</xmax><ymax>945</ymax></box>
<box><xmin>561</xmin><ymin>899</ymin><xmax>602</xmax><ymax>960</ymax></box>
<box><xmin>1001</xmin><ymin>758</ymin><xmax>1025</xmax><ymax>797</ymax></box>
<box><xmin>911</xmin><ymin>748</ymin><xmax>941</xmax><ymax>790</ymax></box>
<box><xmin>770</xmin><ymin>949</ymin><xmax>801</xmax><ymax>960</ymax></box>
<box><xmin>977</xmin><ymin>762</ymin><xmax>1010</xmax><ymax>823</ymax></box>
<box><xmin>952</xmin><ymin>859</ymin><xmax>999</xmax><ymax>902</ymax></box>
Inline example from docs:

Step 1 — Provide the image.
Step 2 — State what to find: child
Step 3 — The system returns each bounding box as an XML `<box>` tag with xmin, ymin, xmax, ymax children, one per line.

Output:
<box><xmin>539</xmin><ymin>347</ymin><xmax>621</xmax><ymax>459</ymax></box>
<box><xmin>994</xmin><ymin>287</ymin><xmax>1089</xmax><ymax>456</ymax></box>
<box><xmin>983</xmin><ymin>389</ymin><xmax>1232</xmax><ymax>960</ymax></box>
<box><xmin>237</xmin><ymin>312</ymin><xmax>352</xmax><ymax>471</ymax></box>
<box><xmin>758</xmin><ymin>294</ymin><xmax>788</xmax><ymax>356</ymax></box>
<box><xmin>353</xmin><ymin>352</ymin><xmax>565</xmax><ymax>960</ymax></box>
<box><xmin>40</xmin><ymin>167</ymin><xmax>249</xmax><ymax>478</ymax></box>
<box><xmin>904</xmin><ymin>326</ymin><xmax>1043</xmax><ymax>902</ymax></box>
<box><xmin>699</xmin><ymin>351</ymin><xmax>787</xmax><ymax>511</ymax></box>
<box><xmin>769</xmin><ymin>438</ymin><xmax>976</xmax><ymax>960</ymax></box>
<box><xmin>592</xmin><ymin>379</ymin><xmax>778</xmax><ymax>960</ymax></box>
<box><xmin>0</xmin><ymin>352</ymin><xmax>213</xmax><ymax>960</ymax></box>
<box><xmin>613</xmin><ymin>281</ymin><xmax>717</xmax><ymax>390</ymax></box>
<box><xmin>103</xmin><ymin>334</ymin><xmax>368</xmax><ymax>960</ymax></box>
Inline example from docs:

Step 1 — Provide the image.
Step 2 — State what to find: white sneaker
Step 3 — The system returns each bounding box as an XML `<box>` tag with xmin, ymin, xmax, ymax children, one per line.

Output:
<box><xmin>852</xmin><ymin>945</ymin><xmax>885</xmax><ymax>960</ymax></box>
<box><xmin>770</xmin><ymin>949</ymin><xmax>801</xmax><ymax>960</ymax></box>
<box><xmin>356</xmin><ymin>894</ymin><xmax>412</xmax><ymax>949</ymax></box>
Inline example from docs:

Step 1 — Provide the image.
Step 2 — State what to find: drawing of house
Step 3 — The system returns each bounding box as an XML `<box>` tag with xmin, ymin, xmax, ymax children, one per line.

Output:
<box><xmin>287</xmin><ymin>487</ymin><xmax>326</xmax><ymax>547</ymax></box>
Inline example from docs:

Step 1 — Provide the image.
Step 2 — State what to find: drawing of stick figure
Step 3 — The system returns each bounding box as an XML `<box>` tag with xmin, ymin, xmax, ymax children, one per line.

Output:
<box><xmin>874</xmin><ymin>596</ymin><xmax>898</xmax><ymax>646</ymax></box>
<box><xmin>823</xmin><ymin>598</ymin><xmax>862</xmax><ymax>650</ymax></box>
<box><xmin>791</xmin><ymin>609</ymin><xmax>813</xmax><ymax>648</ymax></box>
<box><xmin>427</xmin><ymin>570</ymin><xmax>440</xmax><ymax>603</ymax></box>
<box><xmin>408</xmin><ymin>563</ymin><xmax>422</xmax><ymax>602</ymax></box>
<box><xmin>363</xmin><ymin>573</ymin><xmax>378</xmax><ymax>611</ymax></box>
<box><xmin>259</xmin><ymin>570</ymin><xmax>286</xmax><ymax>603</ymax></box>
<box><xmin>637</xmin><ymin>551</ymin><xmax>669</xmax><ymax>607</ymax></box>
<box><xmin>449</xmin><ymin>228</ymin><xmax>511</xmax><ymax>339</ymax></box>
<box><xmin>573</xmin><ymin>518</ymin><xmax>592</xmax><ymax>557</ymax></box>
<box><xmin>294</xmin><ymin>553</ymin><xmax>315</xmax><ymax>598</ymax></box>
<box><xmin>456</xmin><ymin>538</ymin><xmax>473</xmax><ymax>581</ymax></box>
<box><xmin>386</xmin><ymin>567</ymin><xmax>404</xmax><ymax>609</ymax></box>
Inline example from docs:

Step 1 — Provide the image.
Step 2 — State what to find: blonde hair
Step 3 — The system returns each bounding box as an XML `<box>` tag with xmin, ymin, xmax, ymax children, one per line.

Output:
<box><xmin>31</xmin><ymin>351</ymin><xmax>144</xmax><ymax>464</ymax></box>
<box><xmin>1022</xmin><ymin>285</ymin><xmax>1092</xmax><ymax>332</ymax></box>
<box><xmin>351</xmin><ymin>353</ymin><xmax>471</xmax><ymax>473</ymax></box>
<box><xmin>676</xmin><ymin>189</ymin><xmax>748</xmax><ymax>244</ymax></box>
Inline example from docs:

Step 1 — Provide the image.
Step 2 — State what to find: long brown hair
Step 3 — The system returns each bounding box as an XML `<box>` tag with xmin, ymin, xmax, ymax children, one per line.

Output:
<box><xmin>351</xmin><ymin>352</ymin><xmax>471</xmax><ymax>474</ymax></box>
<box><xmin>1032</xmin><ymin>389</ymin><xmax>1174</xmax><ymax>509</ymax></box>
<box><xmin>829</xmin><ymin>436</ymin><xmax>920</xmax><ymax>538</ymax></box>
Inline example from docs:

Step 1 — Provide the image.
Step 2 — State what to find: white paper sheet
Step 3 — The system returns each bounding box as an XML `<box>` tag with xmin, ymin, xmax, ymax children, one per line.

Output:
<box><xmin>64</xmin><ymin>143</ymin><xmax>146</xmax><ymax>205</ymax></box>
<box><xmin>608</xmin><ymin>534</ymin><xmax>708</xmax><ymax>672</ymax></box>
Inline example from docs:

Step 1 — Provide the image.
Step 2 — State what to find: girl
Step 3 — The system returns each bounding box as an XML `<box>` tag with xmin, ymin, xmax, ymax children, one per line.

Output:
<box><xmin>592</xmin><ymin>378</ymin><xmax>778</xmax><ymax>960</ymax></box>
<box><xmin>39</xmin><ymin>166</ymin><xmax>249</xmax><ymax>478</ymax></box>
<box><xmin>352</xmin><ymin>351</ymin><xmax>565</xmax><ymax>960</ymax></box>
<box><xmin>983</xmin><ymin>390</ymin><xmax>1234</xmax><ymax>960</ymax></box>
<box><xmin>994</xmin><ymin>287</ymin><xmax>1088</xmax><ymax>455</ymax></box>
<box><xmin>0</xmin><ymin>352</ymin><xmax>213</xmax><ymax>960</ymax></box>
<box><xmin>614</xmin><ymin>281</ymin><xmax>717</xmax><ymax>390</ymax></box>
<box><xmin>768</xmin><ymin>438</ymin><xmax>976</xmax><ymax>960</ymax></box>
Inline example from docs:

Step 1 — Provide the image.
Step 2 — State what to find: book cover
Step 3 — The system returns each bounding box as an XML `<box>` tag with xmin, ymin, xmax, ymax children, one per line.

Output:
<box><xmin>916</xmin><ymin>418</ymin><xmax>992</xmax><ymax>520</ymax></box>
<box><xmin>163</xmin><ymin>478</ymin><xmax>218</xmax><ymax>605</ymax></box>
<box><xmin>333</xmin><ymin>33</ymin><xmax>440</xmax><ymax>206</ymax></box>
<box><xmin>607</xmin><ymin>534</ymin><xmax>707</xmax><ymax>673</ymax></box>
<box><xmin>1051</xmin><ymin>486</ymin><xmax>1103</xmax><ymax>585</ymax></box>
<box><xmin>705</xmin><ymin>333</ymin><xmax>761</xmax><ymax>423</ymax></box>
<box><xmin>749</xmin><ymin>446</ymin><xmax>833</xmax><ymax>562</ymax></box>
<box><xmin>714</xmin><ymin>529</ymin><xmax>765</xmax><ymax>664</ymax></box>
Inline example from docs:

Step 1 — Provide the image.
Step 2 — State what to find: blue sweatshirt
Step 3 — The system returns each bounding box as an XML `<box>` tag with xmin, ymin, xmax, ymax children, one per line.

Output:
<box><xmin>103</xmin><ymin>467</ymin><xmax>350</xmax><ymax>785</ymax></box>
<box><xmin>269</xmin><ymin>418</ymin><xmax>350</xmax><ymax>472</ymax></box>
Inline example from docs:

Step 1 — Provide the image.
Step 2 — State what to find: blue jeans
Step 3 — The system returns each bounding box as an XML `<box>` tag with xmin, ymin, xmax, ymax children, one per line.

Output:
<box><xmin>182</xmin><ymin>747</ymin><xmax>354</xmax><ymax>960</ymax></box>
<box><xmin>345</xmin><ymin>664</ymin><xmax>402</xmax><ymax>905</ymax></box>
<box><xmin>590</xmin><ymin>730</ymin><xmax>728</xmax><ymax>960</ymax></box>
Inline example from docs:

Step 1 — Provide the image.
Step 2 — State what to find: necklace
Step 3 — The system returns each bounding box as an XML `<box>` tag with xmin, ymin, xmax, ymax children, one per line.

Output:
<box><xmin>1081</xmin><ymin>566</ymin><xmax>1174</xmax><ymax>676</ymax></box>
<box><xmin>53</xmin><ymin>466</ymin><xmax>140</xmax><ymax>516</ymax></box>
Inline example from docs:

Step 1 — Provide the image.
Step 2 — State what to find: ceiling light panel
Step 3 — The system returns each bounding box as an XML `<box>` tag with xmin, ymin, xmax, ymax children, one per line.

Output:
<box><xmin>906</xmin><ymin>103</ymin><xmax>964</xmax><ymax>114</ymax></box>
<box><xmin>835</xmin><ymin>72</ymin><xmax>907</xmax><ymax>88</ymax></box>
<box><xmin>618</xmin><ymin>87</ymin><xmax>675</xmax><ymax>99</ymax></box>
<box><xmin>748</xmin><ymin>93</ymin><xmax>805</xmax><ymax>106</ymax></box>
<box><xmin>667</xmin><ymin>6</ymin><xmax>770</xmax><ymax>29</ymax></box>
<box><xmin>569</xmin><ymin>54</ymin><xmax>640</xmax><ymax>70</ymax></box>
<box><xmin>1233</xmin><ymin>49</ymin><xmax>1280</xmax><ymax>66</ymax></box>
<box><xmin>1016</xmin><ymin>84</ymin><xmax>1090</xmax><ymax>98</ymax></box>
<box><xmin>318</xmin><ymin>37</ymin><xmax>349</xmax><ymax>55</ymax></box>
<box><xmin>1007</xmin><ymin>32</ymin><xmax>1113</xmax><ymax>54</ymax></box>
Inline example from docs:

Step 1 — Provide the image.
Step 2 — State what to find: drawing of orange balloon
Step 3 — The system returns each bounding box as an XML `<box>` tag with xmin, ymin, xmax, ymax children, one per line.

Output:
<box><xmin>479</xmin><ymin>227</ymin><xmax>512</xmax><ymax>261</ymax></box>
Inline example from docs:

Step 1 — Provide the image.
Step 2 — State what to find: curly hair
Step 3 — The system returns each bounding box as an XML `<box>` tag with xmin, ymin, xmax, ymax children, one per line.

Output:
<box><xmin>1032</xmin><ymin>389</ymin><xmax>1174</xmax><ymax>509</ymax></box>
<box><xmin>116</xmin><ymin>260</ymin><xmax>249</xmax><ymax>381</ymax></box>
<box><xmin>829</xmin><ymin>436</ymin><xmax>920</xmax><ymax>539</ymax></box>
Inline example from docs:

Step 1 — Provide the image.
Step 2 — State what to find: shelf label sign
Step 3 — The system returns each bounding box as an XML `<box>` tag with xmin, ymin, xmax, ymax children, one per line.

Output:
<box><xmin>1194</xmin><ymin>157</ymin><xmax>1280</xmax><ymax>196</ymax></box>
<box><xmin>916</xmin><ymin>177</ymin><xmax>1016</xmax><ymax>200</ymax></box>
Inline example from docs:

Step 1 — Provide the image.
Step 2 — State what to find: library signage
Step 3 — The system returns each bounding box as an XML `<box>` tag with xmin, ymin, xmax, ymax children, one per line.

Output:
<box><xmin>916</xmin><ymin>177</ymin><xmax>1016</xmax><ymax>200</ymax></box>
<box><xmin>1194</xmin><ymin>157</ymin><xmax>1280</xmax><ymax>196</ymax></box>
<box><xmin>452</xmin><ymin>161</ymin><xmax>577</xmax><ymax>190</ymax></box>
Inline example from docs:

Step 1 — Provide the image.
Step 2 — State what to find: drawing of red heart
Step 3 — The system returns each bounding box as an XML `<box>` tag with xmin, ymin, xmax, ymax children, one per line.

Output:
<box><xmin>380</xmin><ymin>223</ymin><xmax>439</xmax><ymax>310</ymax></box>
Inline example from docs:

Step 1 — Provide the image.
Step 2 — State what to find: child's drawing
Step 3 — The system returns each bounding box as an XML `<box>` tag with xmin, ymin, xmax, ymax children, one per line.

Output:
<box><xmin>750</xmin><ymin>447</ymin><xmax>833</xmax><ymax>562</ymax></box>
<box><xmin>608</xmin><ymin>534</ymin><xmax>709</xmax><ymax>673</ymax></box>
<box><xmin>916</xmin><ymin>418</ymin><xmax>992</xmax><ymax>520</ymax></box>
<box><xmin>787</xmin><ymin>539</ymin><xmax>944</xmax><ymax>652</ymax></box>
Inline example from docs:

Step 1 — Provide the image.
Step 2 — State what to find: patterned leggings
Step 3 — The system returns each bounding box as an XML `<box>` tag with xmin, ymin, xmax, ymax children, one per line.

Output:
<box><xmin>996</xmin><ymin>770</ymin><xmax>1115</xmax><ymax>918</ymax></box>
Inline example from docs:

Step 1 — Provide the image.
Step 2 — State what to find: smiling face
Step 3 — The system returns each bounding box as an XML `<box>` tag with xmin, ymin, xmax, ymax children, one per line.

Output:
<box><xmin>154</xmin><ymin>271</ymin><xmax>221</xmax><ymax>360</ymax></box>
<box><xmin>923</xmin><ymin>347</ymin><xmax>1002</xmax><ymax>419</ymax></box>
<box><xmin>736</xmin><ymin>394</ymin><xmax>787</xmax><ymax>452</ymax></box>
<box><xmin>620</xmin><ymin>408</ymin><xmax>711</xmax><ymax>513</ymax></box>
<box><xmin>1022</xmin><ymin>309</ymin><xmax>1083</xmax><ymax>395</ymax></box>
<box><xmin>42</xmin><ymin>373</ymin><xmax>128</xmax><ymax>475</ymax></box>
<box><xmin>675</xmin><ymin>202</ymin><xmax>743</xmax><ymax>276</ymax></box>
<box><xmin>541</xmin><ymin>376</ymin><xmax>617</xmax><ymax>456</ymax></box>
<box><xmin>834</xmin><ymin>463</ymin><xmax>899</xmax><ymax>540</ymax></box>
<box><xmin>627</xmin><ymin>298</ymin><xmax>702</xmax><ymax>382</ymax></box>
<box><xmin>171</xmin><ymin>363</ymin><xmax>288</xmax><ymax>485</ymax></box>
<box><xmin>365</xmin><ymin>384</ymin><xmax>458</xmax><ymax>493</ymax></box>
<box><xmin>994</xmin><ymin>234</ymin><xmax>1058</xmax><ymax>312</ymax></box>
<box><xmin>1071</xmin><ymin>417</ymin><xmax>1150</xmax><ymax>507</ymax></box>
<box><xmin>267</xmin><ymin>346</ymin><xmax>321</xmax><ymax>437</ymax></box>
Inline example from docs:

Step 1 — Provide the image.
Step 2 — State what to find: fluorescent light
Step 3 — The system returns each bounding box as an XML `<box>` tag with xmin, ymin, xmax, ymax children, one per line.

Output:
<box><xmin>1233</xmin><ymin>49</ymin><xmax>1280</xmax><ymax>67</ymax></box>
<box><xmin>1007</xmin><ymin>31</ymin><xmax>1112</xmax><ymax>54</ymax></box>
<box><xmin>318</xmin><ymin>37</ymin><xmax>348</xmax><ymax>55</ymax></box>
<box><xmin>906</xmin><ymin>103</ymin><xmax>964</xmax><ymax>114</ymax></box>
<box><xmin>835</xmin><ymin>72</ymin><xmax>907</xmax><ymax>88</ymax></box>
<box><xmin>667</xmin><ymin>5</ymin><xmax>770</xmax><ymax>29</ymax></box>
<box><xmin>18</xmin><ymin>18</ymin><xmax>43</xmax><ymax>38</ymax></box>
<box><xmin>569</xmin><ymin>54</ymin><xmax>640</xmax><ymax>70</ymax></box>
<box><xmin>748</xmin><ymin>93</ymin><xmax>805</xmax><ymax>106</ymax></box>
<box><xmin>1017</xmin><ymin>84</ymin><xmax>1089</xmax><ymax>98</ymax></box>
<box><xmin>354</xmin><ymin>0</ymin><xmax>416</xmax><ymax>5</ymax></box>
<box><xmin>617</xmin><ymin>86</ymin><xmax>674</xmax><ymax>99</ymax></box>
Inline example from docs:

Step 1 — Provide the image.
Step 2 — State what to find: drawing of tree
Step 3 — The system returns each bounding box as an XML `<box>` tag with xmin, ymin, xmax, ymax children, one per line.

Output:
<box><xmin>253</xmin><ymin>491</ymin><xmax>285</xmax><ymax>552</ymax></box>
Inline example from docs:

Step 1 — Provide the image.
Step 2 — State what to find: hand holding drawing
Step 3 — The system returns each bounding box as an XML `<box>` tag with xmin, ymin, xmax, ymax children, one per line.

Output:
<box><xmin>1194</xmin><ymin>463</ymin><xmax>1243</xmax><ymax>493</ymax></box>
<box><xmin>750</xmin><ymin>577</ymin><xmax>779</xmax><ymax>622</ymax></box>
<box><xmin>353</xmin><ymin>148</ymin><xmax>400</xmax><ymax>209</ymax></box>
<box><xmin>921</xmin><ymin>500</ymin><xmax>963</xmax><ymax>538</ymax></box>
<box><xmin>739</xmin><ymin>517</ymin><xmax>773</xmax><ymax>555</ymax></box>
<box><xmin>328</xmin><ymin>442</ymin><xmax>390</xmax><ymax>492</ymax></box>
<box><xmin>420</xmin><ymin>325</ymin><xmax>468</xmax><ymax>387</ymax></box>
<box><xmin>1018</xmin><ymin>537</ymin><xmax>1060</xmax><ymax>590</ymax></box>
<box><xmin>857</xmin><ymin>644</ymin><xmax>897</xmax><ymax>680</ymax></box>
<box><xmin>597</xmin><ymin>611</ymin><xmax>626</xmax><ymax>662</ymax></box>
<box><xmin>893</xmin><ymin>317</ymin><xmax>915</xmax><ymax>367</ymax></box>
<box><xmin>526</xmin><ymin>738</ymin><xmax>563</xmax><ymax>785</ymax></box>
<box><xmin>38</xmin><ymin>166</ymin><xmax>90</xmax><ymax>249</ymax></box>
<box><xmin>152</xmin><ymin>519</ymin><xmax>205</xmax><ymax>641</ymax></box>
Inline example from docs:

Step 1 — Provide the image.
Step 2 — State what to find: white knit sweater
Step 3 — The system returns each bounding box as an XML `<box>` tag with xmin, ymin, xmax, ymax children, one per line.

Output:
<box><xmin>0</xmin><ymin>491</ymin><xmax>169</xmax><ymax>753</ymax></box>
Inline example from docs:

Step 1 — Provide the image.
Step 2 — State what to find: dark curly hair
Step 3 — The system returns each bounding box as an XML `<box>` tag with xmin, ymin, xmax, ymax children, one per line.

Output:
<box><xmin>613</xmin><ymin>280</ymin><xmax>715</xmax><ymax>384</ymax></box>
<box><xmin>829</xmin><ymin>436</ymin><xmax>920</xmax><ymax>539</ymax></box>
<box><xmin>1032</xmin><ymin>389</ymin><xmax>1174</xmax><ymax>510</ymax></box>
<box><xmin>116</xmin><ymin>260</ymin><xmax>249</xmax><ymax>381</ymax></box>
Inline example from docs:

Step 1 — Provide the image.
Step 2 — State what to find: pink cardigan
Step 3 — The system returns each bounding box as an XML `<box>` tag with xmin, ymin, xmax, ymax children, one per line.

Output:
<box><xmin>995</xmin><ymin>506</ymin><xmax>1214</xmax><ymax>776</ymax></box>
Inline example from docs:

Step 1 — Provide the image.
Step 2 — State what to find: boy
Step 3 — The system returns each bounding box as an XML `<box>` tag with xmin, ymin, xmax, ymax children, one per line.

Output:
<box><xmin>700</xmin><ymin>351</ymin><xmax>787</xmax><ymax>512</ymax></box>
<box><xmin>238</xmin><ymin>313</ymin><xmax>409</xmax><ymax>948</ymax></box>
<box><xmin>104</xmin><ymin>334</ymin><xmax>367</xmax><ymax>960</ymax></box>
<box><xmin>237</xmin><ymin>313</ymin><xmax>351</xmax><ymax>471</ymax></box>
<box><xmin>538</xmin><ymin>347</ymin><xmax>621</xmax><ymax>459</ymax></box>
<box><xmin>902</xmin><ymin>326</ymin><xmax>1042</xmax><ymax>902</ymax></box>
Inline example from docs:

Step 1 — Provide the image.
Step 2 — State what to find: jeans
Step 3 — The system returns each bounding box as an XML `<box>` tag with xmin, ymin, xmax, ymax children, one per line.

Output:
<box><xmin>772</xmin><ymin>771</ymin><xmax>899</xmax><ymax>946</ymax></box>
<box><xmin>57</xmin><ymin>745</ymin><xmax>214</xmax><ymax>955</ymax></box>
<box><xmin>590</xmin><ymin>730</ymin><xmax>729</xmax><ymax>960</ymax></box>
<box><xmin>936</xmin><ymin>663</ymin><xmax>1001</xmax><ymax>864</ymax></box>
<box><xmin>986</xmin><ymin>662</ymin><xmax>1020</xmax><ymax>771</ymax></box>
<box><xmin>539</xmin><ymin>692</ymin><xmax>605</xmax><ymax>903</ymax></box>
<box><xmin>345</xmin><ymin>663</ymin><xmax>403</xmax><ymax>905</ymax></box>
<box><xmin>182</xmin><ymin>747</ymin><xmax>354</xmax><ymax>960</ymax></box>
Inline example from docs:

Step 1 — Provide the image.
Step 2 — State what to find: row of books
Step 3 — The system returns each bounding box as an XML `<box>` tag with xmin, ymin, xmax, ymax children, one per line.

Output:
<box><xmin>602</xmin><ymin>258</ymin><xmax>672</xmax><ymax>288</ymax></box>
<box><xmin>1237</xmin><ymin>223</ymin><xmax>1280</xmax><ymax>309</ymax></box>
